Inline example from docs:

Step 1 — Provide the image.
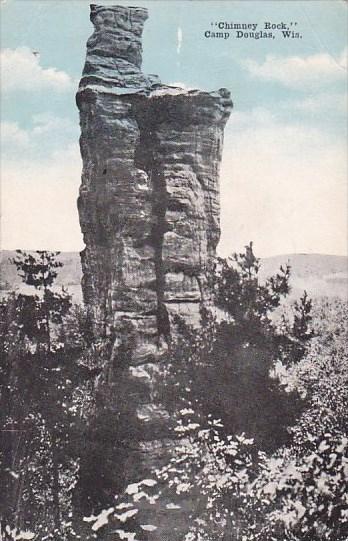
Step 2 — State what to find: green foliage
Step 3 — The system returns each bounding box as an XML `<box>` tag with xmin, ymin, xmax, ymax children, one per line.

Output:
<box><xmin>9</xmin><ymin>250</ymin><xmax>72</xmax><ymax>353</ymax></box>
<box><xmin>292</xmin><ymin>291</ymin><xmax>313</xmax><ymax>341</ymax></box>
<box><xmin>0</xmin><ymin>250</ymin><xmax>151</xmax><ymax>539</ymax></box>
<box><xmin>0</xmin><ymin>251</ymin><xmax>92</xmax><ymax>539</ymax></box>
<box><xmin>244</xmin><ymin>300</ymin><xmax>348</xmax><ymax>539</ymax></box>
<box><xmin>158</xmin><ymin>413</ymin><xmax>257</xmax><ymax>541</ymax></box>
<box><xmin>160</xmin><ymin>243</ymin><xmax>305</xmax><ymax>451</ymax></box>
<box><xmin>149</xmin><ymin>295</ymin><xmax>347</xmax><ymax>541</ymax></box>
<box><xmin>11</xmin><ymin>250</ymin><xmax>63</xmax><ymax>290</ymax></box>
<box><xmin>212</xmin><ymin>242</ymin><xmax>291</xmax><ymax>326</ymax></box>
<box><xmin>286</xmin><ymin>298</ymin><xmax>348</xmax><ymax>442</ymax></box>
<box><xmin>72</xmin><ymin>335</ymin><xmax>145</xmax><ymax>517</ymax></box>
<box><xmin>250</xmin><ymin>432</ymin><xmax>348</xmax><ymax>541</ymax></box>
<box><xmin>1</xmin><ymin>245</ymin><xmax>345</xmax><ymax>541</ymax></box>
<box><xmin>278</xmin><ymin>291</ymin><xmax>315</xmax><ymax>365</ymax></box>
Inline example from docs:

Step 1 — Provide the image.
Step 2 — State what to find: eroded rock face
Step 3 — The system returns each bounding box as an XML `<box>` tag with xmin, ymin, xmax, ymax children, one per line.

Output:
<box><xmin>77</xmin><ymin>5</ymin><xmax>231</xmax><ymax>350</ymax></box>
<box><xmin>77</xmin><ymin>4</ymin><xmax>231</xmax><ymax>537</ymax></box>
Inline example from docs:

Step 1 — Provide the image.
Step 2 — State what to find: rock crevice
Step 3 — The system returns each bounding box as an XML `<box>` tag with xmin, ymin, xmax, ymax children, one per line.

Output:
<box><xmin>77</xmin><ymin>87</ymin><xmax>232</xmax><ymax>351</ymax></box>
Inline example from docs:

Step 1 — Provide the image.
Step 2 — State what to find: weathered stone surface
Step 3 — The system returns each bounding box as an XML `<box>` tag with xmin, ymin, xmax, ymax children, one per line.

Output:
<box><xmin>77</xmin><ymin>4</ymin><xmax>232</xmax><ymax>538</ymax></box>
<box><xmin>137</xmin><ymin>89</ymin><xmax>232</xmax><ymax>329</ymax></box>
<box><xmin>77</xmin><ymin>87</ymin><xmax>232</xmax><ymax>341</ymax></box>
<box><xmin>80</xmin><ymin>4</ymin><xmax>159</xmax><ymax>93</ymax></box>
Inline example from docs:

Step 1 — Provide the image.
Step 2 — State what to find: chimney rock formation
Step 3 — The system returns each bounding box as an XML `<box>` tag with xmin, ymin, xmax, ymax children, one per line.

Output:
<box><xmin>77</xmin><ymin>5</ymin><xmax>232</xmax><ymax>359</ymax></box>
<box><xmin>77</xmin><ymin>5</ymin><xmax>231</xmax><ymax>536</ymax></box>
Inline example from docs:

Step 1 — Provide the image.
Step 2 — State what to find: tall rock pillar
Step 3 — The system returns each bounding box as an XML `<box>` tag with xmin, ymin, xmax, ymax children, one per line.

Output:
<box><xmin>77</xmin><ymin>4</ymin><xmax>232</xmax><ymax>353</ymax></box>
<box><xmin>77</xmin><ymin>4</ymin><xmax>232</xmax><ymax>538</ymax></box>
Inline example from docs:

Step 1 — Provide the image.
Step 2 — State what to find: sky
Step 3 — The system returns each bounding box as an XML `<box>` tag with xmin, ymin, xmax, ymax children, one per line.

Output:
<box><xmin>1</xmin><ymin>0</ymin><xmax>347</xmax><ymax>257</ymax></box>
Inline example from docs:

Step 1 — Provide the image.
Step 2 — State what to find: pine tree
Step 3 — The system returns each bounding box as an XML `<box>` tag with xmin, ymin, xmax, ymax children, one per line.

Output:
<box><xmin>163</xmin><ymin>243</ymin><xmax>306</xmax><ymax>451</ymax></box>
<box><xmin>0</xmin><ymin>251</ymin><xmax>76</xmax><ymax>535</ymax></box>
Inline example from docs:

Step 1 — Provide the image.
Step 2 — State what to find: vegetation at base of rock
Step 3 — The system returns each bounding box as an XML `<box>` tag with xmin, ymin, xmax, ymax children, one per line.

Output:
<box><xmin>0</xmin><ymin>246</ymin><xmax>347</xmax><ymax>540</ymax></box>
<box><xmin>159</xmin><ymin>243</ymin><xmax>310</xmax><ymax>451</ymax></box>
<box><xmin>151</xmin><ymin>289</ymin><xmax>347</xmax><ymax>541</ymax></box>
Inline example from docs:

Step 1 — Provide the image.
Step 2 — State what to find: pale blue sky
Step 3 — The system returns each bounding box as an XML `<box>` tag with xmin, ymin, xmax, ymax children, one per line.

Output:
<box><xmin>1</xmin><ymin>0</ymin><xmax>347</xmax><ymax>256</ymax></box>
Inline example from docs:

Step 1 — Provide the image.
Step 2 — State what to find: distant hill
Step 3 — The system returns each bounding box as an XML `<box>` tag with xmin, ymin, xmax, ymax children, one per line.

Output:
<box><xmin>1</xmin><ymin>250</ymin><xmax>347</xmax><ymax>305</ymax></box>
<box><xmin>258</xmin><ymin>253</ymin><xmax>347</xmax><ymax>301</ymax></box>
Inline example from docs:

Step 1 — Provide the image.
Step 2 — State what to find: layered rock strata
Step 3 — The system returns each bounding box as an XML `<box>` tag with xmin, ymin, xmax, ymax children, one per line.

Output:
<box><xmin>78</xmin><ymin>5</ymin><xmax>231</xmax><ymax>352</ymax></box>
<box><xmin>77</xmin><ymin>4</ymin><xmax>231</xmax><ymax>537</ymax></box>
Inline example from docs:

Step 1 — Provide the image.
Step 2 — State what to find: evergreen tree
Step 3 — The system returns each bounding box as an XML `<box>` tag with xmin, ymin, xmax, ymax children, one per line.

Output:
<box><xmin>161</xmin><ymin>243</ymin><xmax>307</xmax><ymax>451</ymax></box>
<box><xmin>0</xmin><ymin>251</ymin><xmax>81</xmax><ymax>537</ymax></box>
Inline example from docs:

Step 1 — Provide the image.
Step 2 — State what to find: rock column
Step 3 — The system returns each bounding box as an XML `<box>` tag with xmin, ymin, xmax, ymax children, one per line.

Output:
<box><xmin>77</xmin><ymin>4</ymin><xmax>232</xmax><ymax>538</ymax></box>
<box><xmin>77</xmin><ymin>5</ymin><xmax>232</xmax><ymax>353</ymax></box>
